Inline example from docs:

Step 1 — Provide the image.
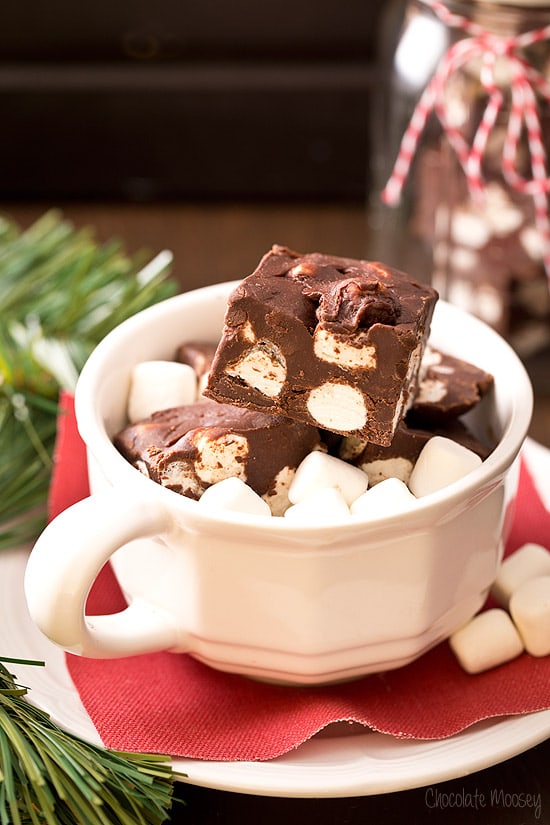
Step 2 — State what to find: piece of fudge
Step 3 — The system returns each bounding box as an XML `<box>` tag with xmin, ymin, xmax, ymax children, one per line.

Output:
<box><xmin>340</xmin><ymin>419</ymin><xmax>492</xmax><ymax>487</ymax></box>
<box><xmin>176</xmin><ymin>341</ymin><xmax>218</xmax><ymax>378</ymax></box>
<box><xmin>408</xmin><ymin>347</ymin><xmax>494</xmax><ymax>426</ymax></box>
<box><xmin>176</xmin><ymin>340</ymin><xmax>218</xmax><ymax>395</ymax></box>
<box><xmin>204</xmin><ymin>245</ymin><xmax>438</xmax><ymax>446</ymax></box>
<box><xmin>114</xmin><ymin>398</ymin><xmax>321</xmax><ymax>515</ymax></box>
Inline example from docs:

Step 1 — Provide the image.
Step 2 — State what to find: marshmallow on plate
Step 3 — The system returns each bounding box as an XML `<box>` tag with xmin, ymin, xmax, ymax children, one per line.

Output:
<box><xmin>509</xmin><ymin>576</ymin><xmax>550</xmax><ymax>657</ymax></box>
<box><xmin>128</xmin><ymin>360</ymin><xmax>198</xmax><ymax>423</ymax></box>
<box><xmin>449</xmin><ymin>608</ymin><xmax>524</xmax><ymax>674</ymax></box>
<box><xmin>408</xmin><ymin>435</ymin><xmax>482</xmax><ymax>497</ymax></box>
<box><xmin>289</xmin><ymin>451</ymin><xmax>369</xmax><ymax>507</ymax></box>
<box><xmin>350</xmin><ymin>477</ymin><xmax>417</xmax><ymax>517</ymax></box>
<box><xmin>197</xmin><ymin>477</ymin><xmax>272</xmax><ymax>517</ymax></box>
<box><xmin>491</xmin><ymin>543</ymin><xmax>550</xmax><ymax>608</ymax></box>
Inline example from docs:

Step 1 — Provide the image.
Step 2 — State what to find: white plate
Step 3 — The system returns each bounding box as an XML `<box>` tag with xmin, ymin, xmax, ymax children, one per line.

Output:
<box><xmin>3</xmin><ymin>440</ymin><xmax>550</xmax><ymax>799</ymax></box>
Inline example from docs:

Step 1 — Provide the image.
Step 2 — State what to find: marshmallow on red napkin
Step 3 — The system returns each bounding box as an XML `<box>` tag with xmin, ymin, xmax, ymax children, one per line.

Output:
<box><xmin>51</xmin><ymin>392</ymin><xmax>550</xmax><ymax>761</ymax></box>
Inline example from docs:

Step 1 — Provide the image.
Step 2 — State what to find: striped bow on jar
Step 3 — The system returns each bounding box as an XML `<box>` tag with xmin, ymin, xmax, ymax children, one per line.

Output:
<box><xmin>371</xmin><ymin>0</ymin><xmax>550</xmax><ymax>355</ymax></box>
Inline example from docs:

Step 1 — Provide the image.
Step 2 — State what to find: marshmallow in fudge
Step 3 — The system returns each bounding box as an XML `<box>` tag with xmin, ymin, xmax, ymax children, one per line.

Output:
<box><xmin>114</xmin><ymin>398</ymin><xmax>320</xmax><ymax>515</ymax></box>
<box><xmin>204</xmin><ymin>245</ymin><xmax>438</xmax><ymax>446</ymax></box>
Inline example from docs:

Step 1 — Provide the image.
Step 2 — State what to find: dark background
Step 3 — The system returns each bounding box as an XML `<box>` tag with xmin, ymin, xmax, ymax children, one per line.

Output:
<box><xmin>0</xmin><ymin>0</ymin><xmax>383</xmax><ymax>202</ymax></box>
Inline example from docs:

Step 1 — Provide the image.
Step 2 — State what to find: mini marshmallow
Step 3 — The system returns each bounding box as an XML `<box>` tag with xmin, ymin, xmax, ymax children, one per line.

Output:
<box><xmin>449</xmin><ymin>608</ymin><xmax>524</xmax><ymax>674</ymax></box>
<box><xmin>509</xmin><ymin>576</ymin><xmax>550</xmax><ymax>657</ymax></box>
<box><xmin>408</xmin><ymin>436</ymin><xmax>482</xmax><ymax>497</ymax></box>
<box><xmin>450</xmin><ymin>210</ymin><xmax>491</xmax><ymax>249</ymax></box>
<box><xmin>288</xmin><ymin>451</ymin><xmax>369</xmax><ymax>507</ymax></box>
<box><xmin>197</xmin><ymin>477</ymin><xmax>272</xmax><ymax>517</ymax></box>
<box><xmin>284</xmin><ymin>487</ymin><xmax>351</xmax><ymax>524</ymax></box>
<box><xmin>491</xmin><ymin>543</ymin><xmax>550</xmax><ymax>608</ymax></box>
<box><xmin>350</xmin><ymin>477</ymin><xmax>417</xmax><ymax>518</ymax></box>
<box><xmin>128</xmin><ymin>360</ymin><xmax>198</xmax><ymax>423</ymax></box>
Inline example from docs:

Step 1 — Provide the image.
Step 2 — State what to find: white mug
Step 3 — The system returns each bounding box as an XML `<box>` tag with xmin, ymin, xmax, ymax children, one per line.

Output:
<box><xmin>24</xmin><ymin>282</ymin><xmax>533</xmax><ymax>684</ymax></box>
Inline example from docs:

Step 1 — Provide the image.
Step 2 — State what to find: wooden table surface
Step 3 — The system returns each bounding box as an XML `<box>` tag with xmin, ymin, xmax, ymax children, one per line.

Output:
<box><xmin>3</xmin><ymin>200</ymin><xmax>549</xmax><ymax>824</ymax></box>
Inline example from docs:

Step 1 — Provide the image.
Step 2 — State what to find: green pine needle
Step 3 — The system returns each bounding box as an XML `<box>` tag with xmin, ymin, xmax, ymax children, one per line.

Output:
<box><xmin>0</xmin><ymin>210</ymin><xmax>177</xmax><ymax>549</ymax></box>
<box><xmin>0</xmin><ymin>213</ymin><xmax>183</xmax><ymax>822</ymax></box>
<box><xmin>0</xmin><ymin>391</ymin><xmax>57</xmax><ymax>551</ymax></box>
<box><xmin>0</xmin><ymin>659</ymin><xmax>182</xmax><ymax>825</ymax></box>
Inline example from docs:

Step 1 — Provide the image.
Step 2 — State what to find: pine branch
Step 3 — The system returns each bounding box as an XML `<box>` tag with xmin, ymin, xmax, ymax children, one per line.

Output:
<box><xmin>0</xmin><ymin>213</ymin><xmax>184</xmax><ymax>823</ymax></box>
<box><xmin>0</xmin><ymin>210</ymin><xmax>177</xmax><ymax>549</ymax></box>
<box><xmin>0</xmin><ymin>659</ymin><xmax>182</xmax><ymax>825</ymax></box>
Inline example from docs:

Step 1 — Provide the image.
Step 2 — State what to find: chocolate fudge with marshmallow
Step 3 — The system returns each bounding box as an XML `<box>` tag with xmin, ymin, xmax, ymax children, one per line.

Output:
<box><xmin>408</xmin><ymin>347</ymin><xmax>494</xmax><ymax>426</ymax></box>
<box><xmin>114</xmin><ymin>398</ymin><xmax>320</xmax><ymax>515</ymax></box>
<box><xmin>204</xmin><ymin>245</ymin><xmax>438</xmax><ymax>446</ymax></box>
<box><xmin>176</xmin><ymin>341</ymin><xmax>218</xmax><ymax>379</ymax></box>
<box><xmin>340</xmin><ymin>418</ymin><xmax>492</xmax><ymax>488</ymax></box>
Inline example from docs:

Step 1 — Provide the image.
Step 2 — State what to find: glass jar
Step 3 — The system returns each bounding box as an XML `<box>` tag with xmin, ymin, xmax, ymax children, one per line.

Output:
<box><xmin>368</xmin><ymin>0</ymin><xmax>550</xmax><ymax>356</ymax></box>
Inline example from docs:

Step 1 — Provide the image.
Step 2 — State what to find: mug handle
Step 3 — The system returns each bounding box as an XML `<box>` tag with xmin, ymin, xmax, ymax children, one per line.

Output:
<box><xmin>24</xmin><ymin>490</ymin><xmax>184</xmax><ymax>658</ymax></box>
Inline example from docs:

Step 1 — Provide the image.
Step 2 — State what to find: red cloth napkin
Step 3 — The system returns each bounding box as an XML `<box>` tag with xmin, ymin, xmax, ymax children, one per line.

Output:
<box><xmin>50</xmin><ymin>392</ymin><xmax>550</xmax><ymax>761</ymax></box>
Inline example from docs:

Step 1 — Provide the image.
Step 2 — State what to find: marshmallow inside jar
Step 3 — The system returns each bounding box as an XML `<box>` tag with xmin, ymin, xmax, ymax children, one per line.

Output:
<box><xmin>73</xmin><ymin>279</ymin><xmax>532</xmax><ymax>684</ymax></box>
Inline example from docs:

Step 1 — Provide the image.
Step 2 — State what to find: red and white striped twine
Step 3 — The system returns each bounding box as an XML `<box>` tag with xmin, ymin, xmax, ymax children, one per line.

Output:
<box><xmin>382</xmin><ymin>0</ymin><xmax>550</xmax><ymax>286</ymax></box>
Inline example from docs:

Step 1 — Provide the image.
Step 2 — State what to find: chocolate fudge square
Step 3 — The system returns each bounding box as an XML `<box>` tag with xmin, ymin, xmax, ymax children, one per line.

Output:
<box><xmin>340</xmin><ymin>418</ymin><xmax>492</xmax><ymax>487</ymax></box>
<box><xmin>408</xmin><ymin>347</ymin><xmax>494</xmax><ymax>426</ymax></box>
<box><xmin>176</xmin><ymin>341</ymin><xmax>218</xmax><ymax>378</ymax></box>
<box><xmin>205</xmin><ymin>245</ymin><xmax>438</xmax><ymax>445</ymax></box>
<box><xmin>114</xmin><ymin>398</ymin><xmax>320</xmax><ymax>515</ymax></box>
